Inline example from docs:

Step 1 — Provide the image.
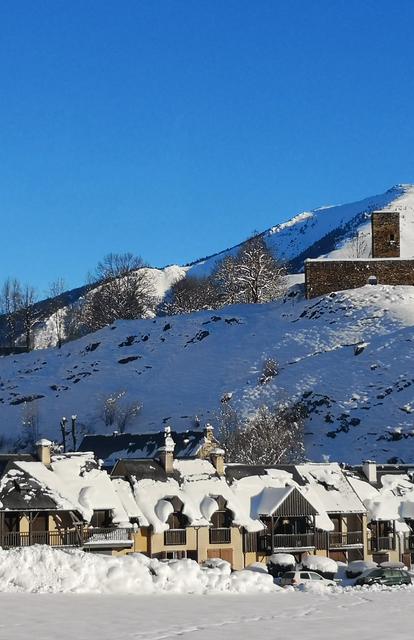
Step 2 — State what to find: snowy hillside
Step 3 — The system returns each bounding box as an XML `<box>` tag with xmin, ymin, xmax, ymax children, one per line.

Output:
<box><xmin>188</xmin><ymin>184</ymin><xmax>414</xmax><ymax>275</ymax></box>
<box><xmin>18</xmin><ymin>183</ymin><xmax>414</xmax><ymax>350</ymax></box>
<box><xmin>2</xmin><ymin>283</ymin><xmax>414</xmax><ymax>463</ymax></box>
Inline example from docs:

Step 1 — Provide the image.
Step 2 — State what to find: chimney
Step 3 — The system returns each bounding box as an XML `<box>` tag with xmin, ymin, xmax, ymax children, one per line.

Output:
<box><xmin>36</xmin><ymin>439</ymin><xmax>52</xmax><ymax>466</ymax></box>
<box><xmin>158</xmin><ymin>426</ymin><xmax>175</xmax><ymax>474</ymax></box>
<box><xmin>210</xmin><ymin>447</ymin><xmax>225</xmax><ymax>476</ymax></box>
<box><xmin>362</xmin><ymin>460</ymin><xmax>377</xmax><ymax>484</ymax></box>
<box><xmin>204</xmin><ymin>423</ymin><xmax>214</xmax><ymax>442</ymax></box>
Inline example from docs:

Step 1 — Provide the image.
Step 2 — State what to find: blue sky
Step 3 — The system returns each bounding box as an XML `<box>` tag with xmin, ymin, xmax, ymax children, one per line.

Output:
<box><xmin>1</xmin><ymin>0</ymin><xmax>414</xmax><ymax>292</ymax></box>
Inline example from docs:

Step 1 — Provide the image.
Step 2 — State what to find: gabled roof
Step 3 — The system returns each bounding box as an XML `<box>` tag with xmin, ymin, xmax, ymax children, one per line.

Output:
<box><xmin>253</xmin><ymin>486</ymin><xmax>318</xmax><ymax>518</ymax></box>
<box><xmin>295</xmin><ymin>463</ymin><xmax>365</xmax><ymax>514</ymax></box>
<box><xmin>78</xmin><ymin>430</ymin><xmax>209</xmax><ymax>468</ymax></box>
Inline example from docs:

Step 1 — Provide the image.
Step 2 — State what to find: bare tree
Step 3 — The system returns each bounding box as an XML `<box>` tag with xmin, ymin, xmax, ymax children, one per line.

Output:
<box><xmin>213</xmin><ymin>235</ymin><xmax>286</xmax><ymax>305</ymax></box>
<box><xmin>48</xmin><ymin>278</ymin><xmax>66</xmax><ymax>348</ymax></box>
<box><xmin>14</xmin><ymin>401</ymin><xmax>41</xmax><ymax>452</ymax></box>
<box><xmin>82</xmin><ymin>253</ymin><xmax>156</xmax><ymax>331</ymax></box>
<box><xmin>0</xmin><ymin>278</ymin><xmax>23</xmax><ymax>346</ymax></box>
<box><xmin>162</xmin><ymin>275</ymin><xmax>219</xmax><ymax>315</ymax></box>
<box><xmin>348</xmin><ymin>230</ymin><xmax>370</xmax><ymax>258</ymax></box>
<box><xmin>18</xmin><ymin>284</ymin><xmax>38</xmax><ymax>350</ymax></box>
<box><xmin>217</xmin><ymin>402</ymin><xmax>305</xmax><ymax>465</ymax></box>
<box><xmin>211</xmin><ymin>255</ymin><xmax>242</xmax><ymax>306</ymax></box>
<box><xmin>99</xmin><ymin>391</ymin><xmax>142</xmax><ymax>433</ymax></box>
<box><xmin>64</xmin><ymin>301</ymin><xmax>86</xmax><ymax>343</ymax></box>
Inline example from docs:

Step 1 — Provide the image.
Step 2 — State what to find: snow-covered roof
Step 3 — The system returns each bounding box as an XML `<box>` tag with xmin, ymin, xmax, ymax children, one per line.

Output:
<box><xmin>347</xmin><ymin>468</ymin><xmax>414</xmax><ymax>528</ymax></box>
<box><xmin>296</xmin><ymin>463</ymin><xmax>366</xmax><ymax>515</ymax></box>
<box><xmin>253</xmin><ymin>486</ymin><xmax>294</xmax><ymax>517</ymax></box>
<box><xmin>79</xmin><ymin>430</ymin><xmax>212</xmax><ymax>468</ymax></box>
<box><xmin>14</xmin><ymin>453</ymin><xmax>131</xmax><ymax>525</ymax></box>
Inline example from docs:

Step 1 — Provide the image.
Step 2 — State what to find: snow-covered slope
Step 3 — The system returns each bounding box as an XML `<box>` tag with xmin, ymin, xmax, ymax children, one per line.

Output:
<box><xmin>2</xmin><ymin>283</ymin><xmax>414</xmax><ymax>463</ymax></box>
<box><xmin>19</xmin><ymin>183</ymin><xmax>414</xmax><ymax>350</ymax></box>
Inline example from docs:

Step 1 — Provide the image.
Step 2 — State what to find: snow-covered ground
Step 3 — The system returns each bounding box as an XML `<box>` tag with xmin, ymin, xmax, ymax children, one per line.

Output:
<box><xmin>0</xmin><ymin>546</ymin><xmax>413</xmax><ymax>640</ymax></box>
<box><xmin>2</xmin><ymin>283</ymin><xmax>414</xmax><ymax>462</ymax></box>
<box><xmin>4</xmin><ymin>589</ymin><xmax>414</xmax><ymax>640</ymax></box>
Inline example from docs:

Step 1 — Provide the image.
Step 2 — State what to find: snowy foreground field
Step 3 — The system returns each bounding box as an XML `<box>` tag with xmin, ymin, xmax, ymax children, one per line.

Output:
<box><xmin>4</xmin><ymin>590</ymin><xmax>414</xmax><ymax>640</ymax></box>
<box><xmin>0</xmin><ymin>547</ymin><xmax>413</xmax><ymax>639</ymax></box>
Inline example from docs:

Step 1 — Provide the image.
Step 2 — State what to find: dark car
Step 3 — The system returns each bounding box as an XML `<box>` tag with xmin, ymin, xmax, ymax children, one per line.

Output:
<box><xmin>355</xmin><ymin>567</ymin><xmax>412</xmax><ymax>587</ymax></box>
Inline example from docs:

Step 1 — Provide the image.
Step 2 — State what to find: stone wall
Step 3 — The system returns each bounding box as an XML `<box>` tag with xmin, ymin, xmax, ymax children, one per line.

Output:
<box><xmin>305</xmin><ymin>258</ymin><xmax>414</xmax><ymax>298</ymax></box>
<box><xmin>371</xmin><ymin>211</ymin><xmax>400</xmax><ymax>258</ymax></box>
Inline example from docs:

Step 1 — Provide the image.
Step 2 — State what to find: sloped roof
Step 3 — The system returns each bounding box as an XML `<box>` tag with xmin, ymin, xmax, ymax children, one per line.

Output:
<box><xmin>0</xmin><ymin>466</ymin><xmax>62</xmax><ymax>511</ymax></box>
<box><xmin>79</xmin><ymin>430</ymin><xmax>208</xmax><ymax>468</ymax></box>
<box><xmin>296</xmin><ymin>463</ymin><xmax>366</xmax><ymax>514</ymax></box>
<box><xmin>10</xmin><ymin>453</ymin><xmax>131</xmax><ymax>525</ymax></box>
<box><xmin>254</xmin><ymin>486</ymin><xmax>318</xmax><ymax>518</ymax></box>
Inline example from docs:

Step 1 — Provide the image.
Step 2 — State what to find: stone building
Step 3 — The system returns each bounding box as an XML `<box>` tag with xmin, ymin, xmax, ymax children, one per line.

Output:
<box><xmin>305</xmin><ymin>210</ymin><xmax>414</xmax><ymax>298</ymax></box>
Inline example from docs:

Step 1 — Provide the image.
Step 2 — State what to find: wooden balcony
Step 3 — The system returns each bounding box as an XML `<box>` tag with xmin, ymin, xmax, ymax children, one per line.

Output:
<box><xmin>0</xmin><ymin>530</ymin><xmax>82</xmax><ymax>549</ymax></box>
<box><xmin>209</xmin><ymin>527</ymin><xmax>231</xmax><ymax>544</ymax></box>
<box><xmin>259</xmin><ymin>533</ymin><xmax>315</xmax><ymax>552</ymax></box>
<box><xmin>369</xmin><ymin>536</ymin><xmax>395</xmax><ymax>552</ymax></box>
<box><xmin>164</xmin><ymin>528</ymin><xmax>187</xmax><ymax>546</ymax></box>
<box><xmin>0</xmin><ymin>527</ymin><xmax>133</xmax><ymax>550</ymax></box>
<box><xmin>316</xmin><ymin>531</ymin><xmax>364</xmax><ymax>550</ymax></box>
<box><xmin>83</xmin><ymin>527</ymin><xmax>133</xmax><ymax>548</ymax></box>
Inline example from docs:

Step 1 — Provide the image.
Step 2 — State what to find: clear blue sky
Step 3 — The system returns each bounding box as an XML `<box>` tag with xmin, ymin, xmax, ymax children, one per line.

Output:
<box><xmin>1</xmin><ymin>0</ymin><xmax>414</xmax><ymax>292</ymax></box>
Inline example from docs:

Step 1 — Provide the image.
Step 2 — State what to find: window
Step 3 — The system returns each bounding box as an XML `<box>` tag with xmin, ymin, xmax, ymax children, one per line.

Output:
<box><xmin>310</xmin><ymin>573</ymin><xmax>323</xmax><ymax>581</ymax></box>
<box><xmin>300</xmin><ymin>572</ymin><xmax>310</xmax><ymax>579</ymax></box>
<box><xmin>90</xmin><ymin>510</ymin><xmax>111</xmax><ymax>528</ymax></box>
<box><xmin>164</xmin><ymin>497</ymin><xmax>188</xmax><ymax>545</ymax></box>
<box><xmin>389</xmin><ymin>233</ymin><xmax>395</xmax><ymax>242</ymax></box>
<box><xmin>211</xmin><ymin>496</ymin><xmax>232</xmax><ymax>529</ymax></box>
<box><xmin>166</xmin><ymin>496</ymin><xmax>188</xmax><ymax>530</ymax></box>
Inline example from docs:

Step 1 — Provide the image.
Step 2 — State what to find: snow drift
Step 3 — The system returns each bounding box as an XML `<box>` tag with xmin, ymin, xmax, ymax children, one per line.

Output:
<box><xmin>0</xmin><ymin>546</ymin><xmax>278</xmax><ymax>595</ymax></box>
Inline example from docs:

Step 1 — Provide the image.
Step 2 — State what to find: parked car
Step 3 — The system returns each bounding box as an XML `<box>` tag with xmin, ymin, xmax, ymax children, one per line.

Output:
<box><xmin>280</xmin><ymin>570</ymin><xmax>336</xmax><ymax>587</ymax></box>
<box><xmin>355</xmin><ymin>567</ymin><xmax>411</xmax><ymax>587</ymax></box>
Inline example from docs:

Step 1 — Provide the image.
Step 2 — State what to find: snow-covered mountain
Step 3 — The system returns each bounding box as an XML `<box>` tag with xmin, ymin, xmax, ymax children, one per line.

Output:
<box><xmin>188</xmin><ymin>183</ymin><xmax>414</xmax><ymax>275</ymax></box>
<box><xmin>1</xmin><ymin>283</ymin><xmax>414</xmax><ymax>463</ymax></box>
<box><xmin>15</xmin><ymin>183</ymin><xmax>414</xmax><ymax>350</ymax></box>
<box><xmin>2</xmin><ymin>182</ymin><xmax>414</xmax><ymax>463</ymax></box>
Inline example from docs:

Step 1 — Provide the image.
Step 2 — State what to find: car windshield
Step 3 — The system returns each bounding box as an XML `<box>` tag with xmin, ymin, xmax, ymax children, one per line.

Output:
<box><xmin>310</xmin><ymin>573</ymin><xmax>323</xmax><ymax>580</ymax></box>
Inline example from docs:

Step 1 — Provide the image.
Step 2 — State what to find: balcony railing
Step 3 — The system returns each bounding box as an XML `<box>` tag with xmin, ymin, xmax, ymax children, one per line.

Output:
<box><xmin>83</xmin><ymin>527</ymin><xmax>133</xmax><ymax>547</ymax></box>
<box><xmin>259</xmin><ymin>533</ymin><xmax>315</xmax><ymax>552</ymax></box>
<box><xmin>316</xmin><ymin>531</ymin><xmax>363</xmax><ymax>549</ymax></box>
<box><xmin>209</xmin><ymin>528</ymin><xmax>231</xmax><ymax>544</ymax></box>
<box><xmin>0</xmin><ymin>527</ymin><xmax>132</xmax><ymax>550</ymax></box>
<box><xmin>164</xmin><ymin>528</ymin><xmax>187</xmax><ymax>546</ymax></box>
<box><xmin>369</xmin><ymin>536</ymin><xmax>395</xmax><ymax>552</ymax></box>
<box><xmin>0</xmin><ymin>530</ymin><xmax>81</xmax><ymax>549</ymax></box>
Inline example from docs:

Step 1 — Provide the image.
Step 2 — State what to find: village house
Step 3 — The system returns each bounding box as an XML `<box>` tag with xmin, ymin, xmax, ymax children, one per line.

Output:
<box><xmin>346</xmin><ymin>461</ymin><xmax>414</xmax><ymax>566</ymax></box>
<box><xmin>80</xmin><ymin>427</ymin><xmax>368</xmax><ymax>568</ymax></box>
<box><xmin>1</xmin><ymin>429</ymin><xmax>414</xmax><ymax>570</ymax></box>
<box><xmin>0</xmin><ymin>439</ymin><xmax>134</xmax><ymax>554</ymax></box>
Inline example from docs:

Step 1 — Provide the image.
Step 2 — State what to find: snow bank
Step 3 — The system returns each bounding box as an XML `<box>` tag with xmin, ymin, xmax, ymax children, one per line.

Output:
<box><xmin>0</xmin><ymin>546</ymin><xmax>278</xmax><ymax>595</ymax></box>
